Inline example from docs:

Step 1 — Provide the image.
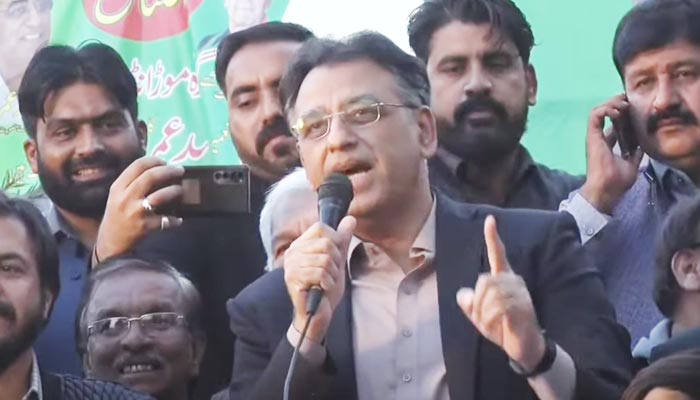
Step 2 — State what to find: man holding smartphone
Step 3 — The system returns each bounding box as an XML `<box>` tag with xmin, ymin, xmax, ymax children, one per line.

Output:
<box><xmin>16</xmin><ymin>42</ymin><xmax>263</xmax><ymax>399</ymax></box>
<box><xmin>18</xmin><ymin>43</ymin><xmax>185</xmax><ymax>377</ymax></box>
<box><xmin>561</xmin><ymin>0</ymin><xmax>700</xmax><ymax>346</ymax></box>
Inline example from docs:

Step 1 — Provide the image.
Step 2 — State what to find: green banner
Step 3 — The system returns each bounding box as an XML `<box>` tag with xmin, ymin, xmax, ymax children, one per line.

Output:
<box><xmin>1</xmin><ymin>0</ymin><xmax>635</xmax><ymax>195</ymax></box>
<box><xmin>0</xmin><ymin>0</ymin><xmax>288</xmax><ymax>194</ymax></box>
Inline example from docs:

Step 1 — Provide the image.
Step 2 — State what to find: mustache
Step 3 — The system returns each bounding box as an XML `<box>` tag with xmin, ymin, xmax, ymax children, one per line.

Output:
<box><xmin>647</xmin><ymin>105</ymin><xmax>698</xmax><ymax>134</ymax></box>
<box><xmin>256</xmin><ymin>116</ymin><xmax>292</xmax><ymax>156</ymax></box>
<box><xmin>0</xmin><ymin>301</ymin><xmax>16</xmax><ymax>322</ymax></box>
<box><xmin>454</xmin><ymin>95</ymin><xmax>508</xmax><ymax>124</ymax></box>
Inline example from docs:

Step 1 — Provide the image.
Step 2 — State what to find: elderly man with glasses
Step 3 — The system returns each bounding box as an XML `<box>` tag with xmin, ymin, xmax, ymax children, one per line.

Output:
<box><xmin>76</xmin><ymin>257</ymin><xmax>206</xmax><ymax>400</ymax></box>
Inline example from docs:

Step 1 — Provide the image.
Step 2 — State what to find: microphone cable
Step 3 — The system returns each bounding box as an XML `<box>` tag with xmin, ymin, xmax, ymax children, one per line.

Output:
<box><xmin>283</xmin><ymin>310</ymin><xmax>315</xmax><ymax>400</ymax></box>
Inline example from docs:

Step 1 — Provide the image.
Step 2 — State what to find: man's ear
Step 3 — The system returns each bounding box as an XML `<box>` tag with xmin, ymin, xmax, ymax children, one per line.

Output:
<box><xmin>137</xmin><ymin>120</ymin><xmax>148</xmax><ymax>151</ymax></box>
<box><xmin>416</xmin><ymin>106</ymin><xmax>438</xmax><ymax>159</ymax></box>
<box><xmin>189</xmin><ymin>332</ymin><xmax>206</xmax><ymax>377</ymax></box>
<box><xmin>525</xmin><ymin>64</ymin><xmax>538</xmax><ymax>106</ymax></box>
<box><xmin>671</xmin><ymin>249</ymin><xmax>700</xmax><ymax>291</ymax></box>
<box><xmin>24</xmin><ymin>139</ymin><xmax>39</xmax><ymax>174</ymax></box>
<box><xmin>83</xmin><ymin>352</ymin><xmax>94</xmax><ymax>377</ymax></box>
<box><xmin>42</xmin><ymin>290</ymin><xmax>54</xmax><ymax>321</ymax></box>
<box><xmin>296</xmin><ymin>139</ymin><xmax>307</xmax><ymax>167</ymax></box>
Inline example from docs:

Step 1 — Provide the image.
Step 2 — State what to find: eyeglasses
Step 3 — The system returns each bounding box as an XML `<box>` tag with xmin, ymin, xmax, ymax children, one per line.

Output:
<box><xmin>291</xmin><ymin>102</ymin><xmax>417</xmax><ymax>141</ymax></box>
<box><xmin>2</xmin><ymin>0</ymin><xmax>52</xmax><ymax>19</ymax></box>
<box><xmin>87</xmin><ymin>312</ymin><xmax>187</xmax><ymax>339</ymax></box>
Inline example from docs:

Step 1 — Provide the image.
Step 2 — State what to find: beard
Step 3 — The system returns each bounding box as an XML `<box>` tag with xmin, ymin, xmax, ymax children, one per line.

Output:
<box><xmin>0</xmin><ymin>298</ymin><xmax>46</xmax><ymax>374</ymax></box>
<box><xmin>37</xmin><ymin>146</ymin><xmax>144</xmax><ymax>219</ymax></box>
<box><xmin>437</xmin><ymin>95</ymin><xmax>528</xmax><ymax>164</ymax></box>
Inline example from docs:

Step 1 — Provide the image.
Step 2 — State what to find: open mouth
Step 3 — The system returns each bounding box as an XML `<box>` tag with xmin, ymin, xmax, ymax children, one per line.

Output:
<box><xmin>119</xmin><ymin>361</ymin><xmax>162</xmax><ymax>375</ymax></box>
<box><xmin>22</xmin><ymin>33</ymin><xmax>41</xmax><ymax>41</ymax></box>
<box><xmin>335</xmin><ymin>163</ymin><xmax>371</xmax><ymax>177</ymax></box>
<box><xmin>71</xmin><ymin>167</ymin><xmax>112</xmax><ymax>182</ymax></box>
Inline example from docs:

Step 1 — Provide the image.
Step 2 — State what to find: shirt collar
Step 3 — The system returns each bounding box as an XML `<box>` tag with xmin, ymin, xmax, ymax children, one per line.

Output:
<box><xmin>0</xmin><ymin>76</ymin><xmax>10</xmax><ymax>105</ymax></box>
<box><xmin>29</xmin><ymin>194</ymin><xmax>78</xmax><ymax>239</ymax></box>
<box><xmin>21</xmin><ymin>353</ymin><xmax>42</xmax><ymax>400</ymax></box>
<box><xmin>435</xmin><ymin>144</ymin><xmax>536</xmax><ymax>185</ymax></box>
<box><xmin>347</xmin><ymin>197</ymin><xmax>437</xmax><ymax>277</ymax></box>
<box><xmin>649</xmin><ymin>158</ymin><xmax>697</xmax><ymax>188</ymax></box>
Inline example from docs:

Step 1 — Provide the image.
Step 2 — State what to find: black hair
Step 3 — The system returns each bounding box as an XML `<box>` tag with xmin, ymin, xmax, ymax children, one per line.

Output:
<box><xmin>408</xmin><ymin>0</ymin><xmax>534</xmax><ymax>64</ymax></box>
<box><xmin>18</xmin><ymin>43</ymin><xmax>139</xmax><ymax>138</ymax></box>
<box><xmin>622</xmin><ymin>349</ymin><xmax>700</xmax><ymax>400</ymax></box>
<box><xmin>214</xmin><ymin>21</ymin><xmax>314</xmax><ymax>93</ymax></box>
<box><xmin>653</xmin><ymin>194</ymin><xmax>700</xmax><ymax>317</ymax></box>
<box><xmin>280</xmin><ymin>31</ymin><xmax>430</xmax><ymax>112</ymax></box>
<box><xmin>74</xmin><ymin>257</ymin><xmax>204</xmax><ymax>357</ymax></box>
<box><xmin>613</xmin><ymin>0</ymin><xmax>700</xmax><ymax>77</ymax></box>
<box><xmin>0</xmin><ymin>192</ymin><xmax>60</xmax><ymax>306</ymax></box>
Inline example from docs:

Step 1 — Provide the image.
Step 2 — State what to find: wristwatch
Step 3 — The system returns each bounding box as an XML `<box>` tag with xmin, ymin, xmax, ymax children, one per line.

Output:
<box><xmin>509</xmin><ymin>332</ymin><xmax>557</xmax><ymax>378</ymax></box>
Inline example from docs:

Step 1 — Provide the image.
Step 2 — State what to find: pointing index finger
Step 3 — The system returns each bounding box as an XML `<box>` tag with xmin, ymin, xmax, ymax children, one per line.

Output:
<box><xmin>484</xmin><ymin>215</ymin><xmax>511</xmax><ymax>275</ymax></box>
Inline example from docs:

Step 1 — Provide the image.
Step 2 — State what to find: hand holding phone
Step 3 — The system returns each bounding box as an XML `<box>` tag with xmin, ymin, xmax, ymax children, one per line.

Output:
<box><xmin>580</xmin><ymin>94</ymin><xmax>644</xmax><ymax>214</ymax></box>
<box><xmin>611</xmin><ymin>96</ymin><xmax>639</xmax><ymax>159</ymax></box>
<box><xmin>173</xmin><ymin>165</ymin><xmax>251</xmax><ymax>217</ymax></box>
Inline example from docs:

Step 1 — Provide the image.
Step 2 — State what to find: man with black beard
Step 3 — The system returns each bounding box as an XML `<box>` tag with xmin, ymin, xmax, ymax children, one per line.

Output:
<box><xmin>17</xmin><ymin>43</ymin><xmax>267</xmax><ymax>399</ymax></box>
<box><xmin>18</xmin><ymin>44</ymin><xmax>185</xmax><ymax>376</ymax></box>
<box><xmin>0</xmin><ymin>192</ymin><xmax>151</xmax><ymax>400</ymax></box>
<box><xmin>408</xmin><ymin>0</ymin><xmax>583</xmax><ymax>209</ymax></box>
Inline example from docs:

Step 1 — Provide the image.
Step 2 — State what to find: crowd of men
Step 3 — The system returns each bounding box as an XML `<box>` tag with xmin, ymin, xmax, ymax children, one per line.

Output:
<box><xmin>2</xmin><ymin>0</ymin><xmax>700</xmax><ymax>399</ymax></box>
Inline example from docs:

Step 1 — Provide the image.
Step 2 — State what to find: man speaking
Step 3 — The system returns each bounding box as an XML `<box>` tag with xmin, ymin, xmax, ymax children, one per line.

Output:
<box><xmin>227</xmin><ymin>32</ymin><xmax>633</xmax><ymax>400</ymax></box>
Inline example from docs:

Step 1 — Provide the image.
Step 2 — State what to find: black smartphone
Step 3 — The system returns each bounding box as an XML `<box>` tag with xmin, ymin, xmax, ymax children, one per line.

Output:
<box><xmin>612</xmin><ymin>98</ymin><xmax>639</xmax><ymax>159</ymax></box>
<box><xmin>168</xmin><ymin>165</ymin><xmax>251</xmax><ymax>217</ymax></box>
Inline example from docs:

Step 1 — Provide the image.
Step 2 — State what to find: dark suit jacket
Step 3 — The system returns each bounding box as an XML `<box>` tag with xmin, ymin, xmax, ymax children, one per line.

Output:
<box><xmin>134</xmin><ymin>214</ymin><xmax>265</xmax><ymax>399</ymax></box>
<box><xmin>227</xmin><ymin>192</ymin><xmax>633</xmax><ymax>400</ymax></box>
<box><xmin>42</xmin><ymin>372</ymin><xmax>153</xmax><ymax>400</ymax></box>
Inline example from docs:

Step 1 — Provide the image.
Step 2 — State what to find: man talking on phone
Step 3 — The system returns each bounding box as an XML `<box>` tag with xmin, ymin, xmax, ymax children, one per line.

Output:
<box><xmin>561</xmin><ymin>0</ymin><xmax>700</xmax><ymax>346</ymax></box>
<box><xmin>227</xmin><ymin>31</ymin><xmax>632</xmax><ymax>400</ymax></box>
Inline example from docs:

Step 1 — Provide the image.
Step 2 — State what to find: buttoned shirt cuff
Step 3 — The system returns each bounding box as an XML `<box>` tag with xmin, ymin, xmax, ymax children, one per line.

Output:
<box><xmin>559</xmin><ymin>193</ymin><xmax>610</xmax><ymax>244</ymax></box>
<box><xmin>286</xmin><ymin>324</ymin><xmax>327</xmax><ymax>367</ymax></box>
<box><xmin>526</xmin><ymin>345</ymin><xmax>576</xmax><ymax>400</ymax></box>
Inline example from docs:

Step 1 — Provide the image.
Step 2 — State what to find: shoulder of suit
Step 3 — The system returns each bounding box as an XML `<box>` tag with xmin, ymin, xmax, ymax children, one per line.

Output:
<box><xmin>232</xmin><ymin>267</ymin><xmax>287</xmax><ymax>306</ymax></box>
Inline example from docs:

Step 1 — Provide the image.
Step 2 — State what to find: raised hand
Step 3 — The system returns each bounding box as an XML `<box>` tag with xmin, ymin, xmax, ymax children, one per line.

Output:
<box><xmin>580</xmin><ymin>94</ymin><xmax>644</xmax><ymax>214</ymax></box>
<box><xmin>94</xmin><ymin>156</ymin><xmax>184</xmax><ymax>263</ymax></box>
<box><xmin>457</xmin><ymin>215</ymin><xmax>546</xmax><ymax>372</ymax></box>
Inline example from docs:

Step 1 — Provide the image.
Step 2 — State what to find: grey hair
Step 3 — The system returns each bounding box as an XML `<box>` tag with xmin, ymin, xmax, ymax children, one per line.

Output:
<box><xmin>259</xmin><ymin>168</ymin><xmax>315</xmax><ymax>271</ymax></box>
<box><xmin>75</xmin><ymin>257</ymin><xmax>204</xmax><ymax>357</ymax></box>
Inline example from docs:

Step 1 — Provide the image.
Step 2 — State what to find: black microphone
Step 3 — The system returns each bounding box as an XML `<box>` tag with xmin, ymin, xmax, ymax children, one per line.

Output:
<box><xmin>306</xmin><ymin>173</ymin><xmax>354</xmax><ymax>316</ymax></box>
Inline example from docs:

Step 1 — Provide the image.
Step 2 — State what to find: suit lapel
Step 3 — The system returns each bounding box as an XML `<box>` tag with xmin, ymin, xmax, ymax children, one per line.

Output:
<box><xmin>326</xmin><ymin>274</ymin><xmax>358</xmax><ymax>399</ymax></box>
<box><xmin>435</xmin><ymin>193</ymin><xmax>485</xmax><ymax>400</ymax></box>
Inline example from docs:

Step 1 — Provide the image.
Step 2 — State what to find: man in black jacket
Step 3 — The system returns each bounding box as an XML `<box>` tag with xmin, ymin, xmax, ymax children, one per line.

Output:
<box><xmin>408</xmin><ymin>0</ymin><xmax>583</xmax><ymax>209</ymax></box>
<box><xmin>0</xmin><ymin>193</ymin><xmax>151</xmax><ymax>400</ymax></box>
<box><xmin>227</xmin><ymin>32</ymin><xmax>633</xmax><ymax>400</ymax></box>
